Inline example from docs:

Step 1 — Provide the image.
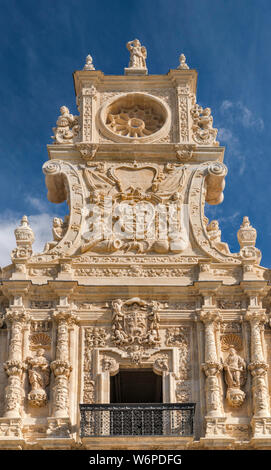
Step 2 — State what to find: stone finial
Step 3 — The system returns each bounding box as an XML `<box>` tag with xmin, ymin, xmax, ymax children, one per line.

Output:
<box><xmin>125</xmin><ymin>39</ymin><xmax>147</xmax><ymax>75</ymax></box>
<box><xmin>12</xmin><ymin>216</ymin><xmax>35</xmax><ymax>260</ymax></box>
<box><xmin>177</xmin><ymin>53</ymin><xmax>189</xmax><ymax>70</ymax></box>
<box><xmin>83</xmin><ymin>54</ymin><xmax>95</xmax><ymax>71</ymax></box>
<box><xmin>14</xmin><ymin>216</ymin><xmax>35</xmax><ymax>248</ymax></box>
<box><xmin>237</xmin><ymin>216</ymin><xmax>257</xmax><ymax>249</ymax></box>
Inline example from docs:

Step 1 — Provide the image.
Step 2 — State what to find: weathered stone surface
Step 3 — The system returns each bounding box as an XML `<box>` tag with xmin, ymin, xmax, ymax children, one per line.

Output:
<box><xmin>0</xmin><ymin>42</ymin><xmax>270</xmax><ymax>450</ymax></box>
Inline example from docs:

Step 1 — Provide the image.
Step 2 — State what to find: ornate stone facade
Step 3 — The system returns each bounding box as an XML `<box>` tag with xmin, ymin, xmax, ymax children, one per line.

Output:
<box><xmin>1</xmin><ymin>42</ymin><xmax>271</xmax><ymax>450</ymax></box>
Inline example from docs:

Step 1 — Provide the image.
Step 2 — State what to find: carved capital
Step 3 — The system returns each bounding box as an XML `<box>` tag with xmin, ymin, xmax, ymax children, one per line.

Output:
<box><xmin>5</xmin><ymin>309</ymin><xmax>30</xmax><ymax>325</ymax></box>
<box><xmin>4</xmin><ymin>359</ymin><xmax>25</xmax><ymax>377</ymax></box>
<box><xmin>245</xmin><ymin>310</ymin><xmax>267</xmax><ymax>324</ymax></box>
<box><xmin>52</xmin><ymin>311</ymin><xmax>79</xmax><ymax>326</ymax></box>
<box><xmin>200</xmin><ymin>310</ymin><xmax>221</xmax><ymax>324</ymax></box>
<box><xmin>51</xmin><ymin>359</ymin><xmax>72</xmax><ymax>378</ymax></box>
<box><xmin>202</xmin><ymin>361</ymin><xmax>222</xmax><ymax>377</ymax></box>
<box><xmin>248</xmin><ymin>361</ymin><xmax>269</xmax><ymax>376</ymax></box>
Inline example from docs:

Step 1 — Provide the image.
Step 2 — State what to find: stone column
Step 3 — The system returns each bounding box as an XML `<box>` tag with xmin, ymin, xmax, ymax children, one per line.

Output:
<box><xmin>50</xmin><ymin>311</ymin><xmax>78</xmax><ymax>418</ymax></box>
<box><xmin>245</xmin><ymin>309</ymin><xmax>271</xmax><ymax>436</ymax></box>
<box><xmin>200</xmin><ymin>310</ymin><xmax>223</xmax><ymax>419</ymax></box>
<box><xmin>3</xmin><ymin>309</ymin><xmax>29</xmax><ymax>418</ymax></box>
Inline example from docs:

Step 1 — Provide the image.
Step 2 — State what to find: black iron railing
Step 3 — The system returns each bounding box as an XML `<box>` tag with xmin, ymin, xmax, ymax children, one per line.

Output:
<box><xmin>80</xmin><ymin>403</ymin><xmax>195</xmax><ymax>437</ymax></box>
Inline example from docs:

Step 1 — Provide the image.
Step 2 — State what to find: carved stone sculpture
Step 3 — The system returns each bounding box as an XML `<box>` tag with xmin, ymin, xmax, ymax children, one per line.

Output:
<box><xmin>27</xmin><ymin>348</ymin><xmax>50</xmax><ymax>407</ymax></box>
<box><xmin>223</xmin><ymin>347</ymin><xmax>246</xmax><ymax>407</ymax></box>
<box><xmin>126</xmin><ymin>39</ymin><xmax>147</xmax><ymax>70</ymax></box>
<box><xmin>44</xmin><ymin>216</ymin><xmax>69</xmax><ymax>252</ymax></box>
<box><xmin>52</xmin><ymin>106</ymin><xmax>79</xmax><ymax>144</ymax></box>
<box><xmin>191</xmin><ymin>104</ymin><xmax>218</xmax><ymax>145</ymax></box>
<box><xmin>83</xmin><ymin>54</ymin><xmax>95</xmax><ymax>71</ymax></box>
<box><xmin>177</xmin><ymin>53</ymin><xmax>189</xmax><ymax>70</ymax></box>
<box><xmin>111</xmin><ymin>298</ymin><xmax>161</xmax><ymax>356</ymax></box>
<box><xmin>206</xmin><ymin>220</ymin><xmax>230</xmax><ymax>255</ymax></box>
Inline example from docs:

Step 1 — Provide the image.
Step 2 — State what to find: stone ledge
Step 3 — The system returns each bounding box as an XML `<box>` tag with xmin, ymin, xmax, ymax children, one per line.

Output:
<box><xmin>81</xmin><ymin>435</ymin><xmax>194</xmax><ymax>450</ymax></box>
<box><xmin>199</xmin><ymin>437</ymin><xmax>236</xmax><ymax>449</ymax></box>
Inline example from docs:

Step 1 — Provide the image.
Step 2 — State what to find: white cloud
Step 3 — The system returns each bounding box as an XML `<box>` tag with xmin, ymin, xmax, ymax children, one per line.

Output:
<box><xmin>218</xmin><ymin>127</ymin><xmax>246</xmax><ymax>175</ymax></box>
<box><xmin>26</xmin><ymin>196</ymin><xmax>49</xmax><ymax>213</ymax></box>
<box><xmin>0</xmin><ymin>212</ymin><xmax>53</xmax><ymax>268</ymax></box>
<box><xmin>220</xmin><ymin>100</ymin><xmax>264</xmax><ymax>131</ymax></box>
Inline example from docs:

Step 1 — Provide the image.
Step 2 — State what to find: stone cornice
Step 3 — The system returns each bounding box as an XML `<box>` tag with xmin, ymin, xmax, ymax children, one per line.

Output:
<box><xmin>47</xmin><ymin>143</ymin><xmax>225</xmax><ymax>163</ymax></box>
<box><xmin>73</xmin><ymin>69</ymin><xmax>198</xmax><ymax>97</ymax></box>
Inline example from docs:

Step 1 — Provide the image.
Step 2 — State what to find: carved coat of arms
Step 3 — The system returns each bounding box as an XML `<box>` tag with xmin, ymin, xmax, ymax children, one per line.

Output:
<box><xmin>111</xmin><ymin>298</ymin><xmax>160</xmax><ymax>350</ymax></box>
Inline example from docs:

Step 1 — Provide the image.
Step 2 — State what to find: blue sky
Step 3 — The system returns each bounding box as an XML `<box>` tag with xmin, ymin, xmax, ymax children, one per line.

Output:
<box><xmin>0</xmin><ymin>0</ymin><xmax>271</xmax><ymax>267</ymax></box>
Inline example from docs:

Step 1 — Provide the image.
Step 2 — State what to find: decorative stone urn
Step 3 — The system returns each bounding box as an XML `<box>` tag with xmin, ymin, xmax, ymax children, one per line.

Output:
<box><xmin>14</xmin><ymin>216</ymin><xmax>35</xmax><ymax>248</ymax></box>
<box><xmin>237</xmin><ymin>216</ymin><xmax>257</xmax><ymax>248</ymax></box>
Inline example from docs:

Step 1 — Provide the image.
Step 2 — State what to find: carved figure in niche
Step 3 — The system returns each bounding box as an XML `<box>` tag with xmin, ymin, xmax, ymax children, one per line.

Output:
<box><xmin>224</xmin><ymin>347</ymin><xmax>246</xmax><ymax>389</ymax></box>
<box><xmin>126</xmin><ymin>39</ymin><xmax>147</xmax><ymax>69</ymax></box>
<box><xmin>206</xmin><ymin>220</ymin><xmax>230</xmax><ymax>254</ymax></box>
<box><xmin>191</xmin><ymin>104</ymin><xmax>218</xmax><ymax>144</ymax></box>
<box><xmin>27</xmin><ymin>348</ymin><xmax>50</xmax><ymax>407</ymax></box>
<box><xmin>223</xmin><ymin>347</ymin><xmax>247</xmax><ymax>408</ymax></box>
<box><xmin>52</xmin><ymin>106</ymin><xmax>79</xmax><ymax>144</ymax></box>
<box><xmin>44</xmin><ymin>216</ymin><xmax>69</xmax><ymax>252</ymax></box>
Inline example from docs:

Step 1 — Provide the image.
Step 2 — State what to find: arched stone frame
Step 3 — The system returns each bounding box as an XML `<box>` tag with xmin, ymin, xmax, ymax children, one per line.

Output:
<box><xmin>92</xmin><ymin>347</ymin><xmax>180</xmax><ymax>404</ymax></box>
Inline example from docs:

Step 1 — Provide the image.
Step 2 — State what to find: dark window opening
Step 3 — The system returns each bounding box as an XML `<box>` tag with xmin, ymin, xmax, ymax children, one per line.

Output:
<box><xmin>110</xmin><ymin>369</ymin><xmax>162</xmax><ymax>403</ymax></box>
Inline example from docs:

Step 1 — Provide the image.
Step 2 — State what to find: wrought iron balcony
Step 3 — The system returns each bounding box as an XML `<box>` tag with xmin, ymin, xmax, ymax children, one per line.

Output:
<box><xmin>80</xmin><ymin>403</ymin><xmax>196</xmax><ymax>437</ymax></box>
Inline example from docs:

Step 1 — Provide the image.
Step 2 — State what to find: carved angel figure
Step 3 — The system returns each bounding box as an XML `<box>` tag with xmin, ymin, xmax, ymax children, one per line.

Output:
<box><xmin>224</xmin><ymin>347</ymin><xmax>246</xmax><ymax>389</ymax></box>
<box><xmin>27</xmin><ymin>348</ymin><xmax>50</xmax><ymax>407</ymax></box>
<box><xmin>191</xmin><ymin>104</ymin><xmax>218</xmax><ymax>144</ymax></box>
<box><xmin>52</xmin><ymin>106</ymin><xmax>79</xmax><ymax>144</ymax></box>
<box><xmin>127</xmin><ymin>39</ymin><xmax>147</xmax><ymax>69</ymax></box>
<box><xmin>43</xmin><ymin>216</ymin><xmax>69</xmax><ymax>252</ymax></box>
<box><xmin>206</xmin><ymin>220</ymin><xmax>230</xmax><ymax>255</ymax></box>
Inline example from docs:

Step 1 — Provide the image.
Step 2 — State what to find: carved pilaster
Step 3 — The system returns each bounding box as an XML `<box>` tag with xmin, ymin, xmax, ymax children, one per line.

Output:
<box><xmin>81</xmin><ymin>84</ymin><xmax>97</xmax><ymax>143</ymax></box>
<box><xmin>200</xmin><ymin>310</ymin><xmax>224</xmax><ymax>434</ymax></box>
<box><xmin>3</xmin><ymin>310</ymin><xmax>29</xmax><ymax>418</ymax></box>
<box><xmin>245</xmin><ymin>310</ymin><xmax>270</xmax><ymax>423</ymax></box>
<box><xmin>50</xmin><ymin>311</ymin><xmax>78</xmax><ymax>418</ymax></box>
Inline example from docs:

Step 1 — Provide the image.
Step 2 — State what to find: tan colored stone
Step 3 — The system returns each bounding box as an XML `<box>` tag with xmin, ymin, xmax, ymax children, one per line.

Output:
<box><xmin>0</xmin><ymin>43</ymin><xmax>270</xmax><ymax>450</ymax></box>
